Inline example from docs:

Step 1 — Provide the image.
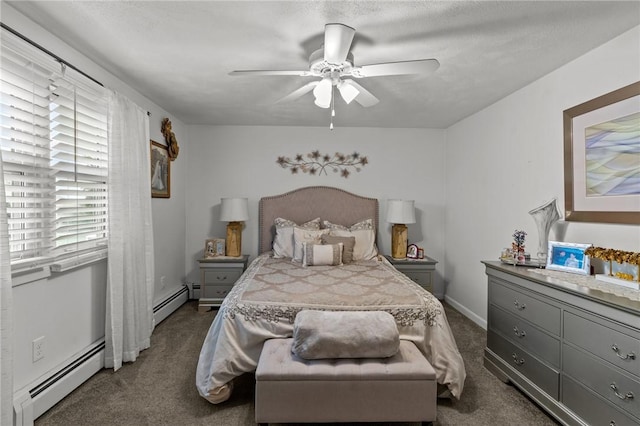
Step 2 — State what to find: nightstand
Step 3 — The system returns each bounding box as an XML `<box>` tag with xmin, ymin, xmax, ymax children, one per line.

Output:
<box><xmin>197</xmin><ymin>255</ymin><xmax>249</xmax><ymax>312</ymax></box>
<box><xmin>384</xmin><ymin>255</ymin><xmax>438</xmax><ymax>294</ymax></box>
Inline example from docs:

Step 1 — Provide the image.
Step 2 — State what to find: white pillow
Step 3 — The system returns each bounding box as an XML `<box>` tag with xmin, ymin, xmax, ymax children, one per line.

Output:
<box><xmin>272</xmin><ymin>217</ymin><xmax>320</xmax><ymax>258</ymax></box>
<box><xmin>292</xmin><ymin>227</ymin><xmax>329</xmax><ymax>262</ymax></box>
<box><xmin>324</xmin><ymin>219</ymin><xmax>377</xmax><ymax>261</ymax></box>
<box><xmin>302</xmin><ymin>242</ymin><xmax>343</xmax><ymax>267</ymax></box>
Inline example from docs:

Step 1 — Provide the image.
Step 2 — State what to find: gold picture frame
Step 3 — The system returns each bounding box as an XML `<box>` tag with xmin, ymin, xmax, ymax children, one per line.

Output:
<box><xmin>563</xmin><ymin>81</ymin><xmax>640</xmax><ymax>224</ymax></box>
<box><xmin>151</xmin><ymin>140</ymin><xmax>171</xmax><ymax>198</ymax></box>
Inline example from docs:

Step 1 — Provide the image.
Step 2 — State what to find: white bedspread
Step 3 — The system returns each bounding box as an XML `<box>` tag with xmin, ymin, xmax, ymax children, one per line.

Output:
<box><xmin>196</xmin><ymin>253</ymin><xmax>466</xmax><ymax>403</ymax></box>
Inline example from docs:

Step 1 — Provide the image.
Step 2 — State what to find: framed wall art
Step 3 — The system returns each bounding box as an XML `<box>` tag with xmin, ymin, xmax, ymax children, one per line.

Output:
<box><xmin>563</xmin><ymin>81</ymin><xmax>640</xmax><ymax>224</ymax></box>
<box><xmin>151</xmin><ymin>140</ymin><xmax>171</xmax><ymax>198</ymax></box>
<box><xmin>546</xmin><ymin>241</ymin><xmax>591</xmax><ymax>275</ymax></box>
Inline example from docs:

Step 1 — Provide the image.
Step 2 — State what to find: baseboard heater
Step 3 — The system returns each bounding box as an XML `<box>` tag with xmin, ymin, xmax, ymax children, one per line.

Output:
<box><xmin>16</xmin><ymin>285</ymin><xmax>189</xmax><ymax>425</ymax></box>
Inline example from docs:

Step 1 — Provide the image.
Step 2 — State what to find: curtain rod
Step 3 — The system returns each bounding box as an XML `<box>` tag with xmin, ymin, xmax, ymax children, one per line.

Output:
<box><xmin>1</xmin><ymin>22</ymin><xmax>152</xmax><ymax>116</ymax></box>
<box><xmin>1</xmin><ymin>22</ymin><xmax>104</xmax><ymax>88</ymax></box>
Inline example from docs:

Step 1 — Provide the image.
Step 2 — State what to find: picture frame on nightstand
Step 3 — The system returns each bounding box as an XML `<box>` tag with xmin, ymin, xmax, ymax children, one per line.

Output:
<box><xmin>204</xmin><ymin>238</ymin><xmax>225</xmax><ymax>258</ymax></box>
<box><xmin>407</xmin><ymin>244</ymin><xmax>419</xmax><ymax>259</ymax></box>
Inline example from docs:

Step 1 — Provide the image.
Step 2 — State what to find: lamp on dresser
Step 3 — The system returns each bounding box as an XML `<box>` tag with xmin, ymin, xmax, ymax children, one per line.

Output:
<box><xmin>387</xmin><ymin>199</ymin><xmax>416</xmax><ymax>259</ymax></box>
<box><xmin>220</xmin><ymin>197</ymin><xmax>249</xmax><ymax>257</ymax></box>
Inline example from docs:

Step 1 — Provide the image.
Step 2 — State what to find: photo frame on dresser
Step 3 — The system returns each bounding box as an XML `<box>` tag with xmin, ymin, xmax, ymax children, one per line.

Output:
<box><xmin>204</xmin><ymin>238</ymin><xmax>225</xmax><ymax>258</ymax></box>
<box><xmin>546</xmin><ymin>241</ymin><xmax>591</xmax><ymax>275</ymax></box>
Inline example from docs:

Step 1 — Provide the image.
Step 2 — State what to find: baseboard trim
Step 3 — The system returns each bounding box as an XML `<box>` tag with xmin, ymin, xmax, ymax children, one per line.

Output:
<box><xmin>444</xmin><ymin>295</ymin><xmax>487</xmax><ymax>330</ymax></box>
<box><xmin>18</xmin><ymin>285</ymin><xmax>188</xmax><ymax>425</ymax></box>
<box><xmin>153</xmin><ymin>285</ymin><xmax>189</xmax><ymax>325</ymax></box>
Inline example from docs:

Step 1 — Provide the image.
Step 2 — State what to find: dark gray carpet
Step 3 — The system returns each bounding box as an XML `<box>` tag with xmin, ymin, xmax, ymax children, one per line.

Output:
<box><xmin>35</xmin><ymin>301</ymin><xmax>558</xmax><ymax>425</ymax></box>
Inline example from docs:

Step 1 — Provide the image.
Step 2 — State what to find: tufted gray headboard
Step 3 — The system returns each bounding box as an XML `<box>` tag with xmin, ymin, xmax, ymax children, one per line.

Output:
<box><xmin>258</xmin><ymin>186</ymin><xmax>379</xmax><ymax>254</ymax></box>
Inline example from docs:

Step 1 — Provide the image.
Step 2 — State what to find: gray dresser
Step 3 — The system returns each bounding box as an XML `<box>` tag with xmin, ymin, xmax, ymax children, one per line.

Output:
<box><xmin>483</xmin><ymin>261</ymin><xmax>639</xmax><ymax>426</ymax></box>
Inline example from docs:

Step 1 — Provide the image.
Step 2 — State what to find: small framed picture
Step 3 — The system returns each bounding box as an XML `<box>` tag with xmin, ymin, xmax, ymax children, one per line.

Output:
<box><xmin>150</xmin><ymin>140</ymin><xmax>170</xmax><ymax>198</ymax></box>
<box><xmin>407</xmin><ymin>244</ymin><xmax>419</xmax><ymax>259</ymax></box>
<box><xmin>204</xmin><ymin>238</ymin><xmax>225</xmax><ymax>258</ymax></box>
<box><xmin>546</xmin><ymin>241</ymin><xmax>591</xmax><ymax>275</ymax></box>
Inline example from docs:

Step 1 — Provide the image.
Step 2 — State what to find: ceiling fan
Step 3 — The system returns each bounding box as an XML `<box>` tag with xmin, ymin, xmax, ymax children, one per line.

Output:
<box><xmin>229</xmin><ymin>23</ymin><xmax>440</xmax><ymax>112</ymax></box>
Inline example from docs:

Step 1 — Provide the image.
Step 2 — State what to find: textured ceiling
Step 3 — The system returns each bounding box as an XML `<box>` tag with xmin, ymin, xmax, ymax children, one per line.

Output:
<box><xmin>6</xmin><ymin>1</ymin><xmax>640</xmax><ymax>128</ymax></box>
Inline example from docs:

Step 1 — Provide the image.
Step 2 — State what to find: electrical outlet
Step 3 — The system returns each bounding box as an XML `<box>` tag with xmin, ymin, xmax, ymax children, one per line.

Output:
<box><xmin>32</xmin><ymin>336</ymin><xmax>45</xmax><ymax>362</ymax></box>
<box><xmin>160</xmin><ymin>276</ymin><xmax>166</xmax><ymax>287</ymax></box>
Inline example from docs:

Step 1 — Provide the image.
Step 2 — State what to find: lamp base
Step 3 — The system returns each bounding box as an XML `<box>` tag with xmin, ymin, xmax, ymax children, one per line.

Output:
<box><xmin>226</xmin><ymin>221</ymin><xmax>243</xmax><ymax>257</ymax></box>
<box><xmin>391</xmin><ymin>224</ymin><xmax>408</xmax><ymax>259</ymax></box>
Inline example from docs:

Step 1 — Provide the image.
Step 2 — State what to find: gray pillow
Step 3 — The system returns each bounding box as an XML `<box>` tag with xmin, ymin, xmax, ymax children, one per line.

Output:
<box><xmin>321</xmin><ymin>235</ymin><xmax>355</xmax><ymax>263</ymax></box>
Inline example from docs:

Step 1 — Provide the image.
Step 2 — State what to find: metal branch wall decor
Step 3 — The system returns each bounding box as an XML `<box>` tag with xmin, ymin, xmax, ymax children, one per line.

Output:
<box><xmin>276</xmin><ymin>150</ymin><xmax>368</xmax><ymax>178</ymax></box>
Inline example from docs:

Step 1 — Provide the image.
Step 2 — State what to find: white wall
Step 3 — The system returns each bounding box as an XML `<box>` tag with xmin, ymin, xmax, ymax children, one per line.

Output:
<box><xmin>4</xmin><ymin>4</ymin><xmax>188</xmax><ymax>392</ymax></box>
<box><xmin>185</xmin><ymin>125</ymin><xmax>448</xmax><ymax>295</ymax></box>
<box><xmin>444</xmin><ymin>26</ymin><xmax>640</xmax><ymax>327</ymax></box>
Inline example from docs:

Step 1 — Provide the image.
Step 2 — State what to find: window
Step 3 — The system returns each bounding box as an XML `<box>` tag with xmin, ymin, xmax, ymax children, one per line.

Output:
<box><xmin>0</xmin><ymin>32</ymin><xmax>108</xmax><ymax>271</ymax></box>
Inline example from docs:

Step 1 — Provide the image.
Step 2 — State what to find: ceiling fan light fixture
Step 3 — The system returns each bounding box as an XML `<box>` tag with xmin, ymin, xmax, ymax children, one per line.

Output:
<box><xmin>337</xmin><ymin>80</ymin><xmax>359</xmax><ymax>104</ymax></box>
<box><xmin>313</xmin><ymin>76</ymin><xmax>332</xmax><ymax>108</ymax></box>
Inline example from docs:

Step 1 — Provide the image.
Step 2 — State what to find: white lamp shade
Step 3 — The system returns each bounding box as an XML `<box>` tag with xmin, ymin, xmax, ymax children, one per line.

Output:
<box><xmin>337</xmin><ymin>80</ymin><xmax>359</xmax><ymax>104</ymax></box>
<box><xmin>220</xmin><ymin>197</ymin><xmax>249</xmax><ymax>222</ymax></box>
<box><xmin>313</xmin><ymin>77</ymin><xmax>332</xmax><ymax>108</ymax></box>
<box><xmin>386</xmin><ymin>199</ymin><xmax>416</xmax><ymax>224</ymax></box>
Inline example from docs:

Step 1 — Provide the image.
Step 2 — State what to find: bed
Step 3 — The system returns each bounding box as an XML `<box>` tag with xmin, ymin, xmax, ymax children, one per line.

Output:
<box><xmin>196</xmin><ymin>186</ymin><xmax>466</xmax><ymax>404</ymax></box>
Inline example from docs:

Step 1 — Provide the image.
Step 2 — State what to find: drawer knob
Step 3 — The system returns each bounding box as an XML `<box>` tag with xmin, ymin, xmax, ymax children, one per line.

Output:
<box><xmin>611</xmin><ymin>344</ymin><xmax>636</xmax><ymax>360</ymax></box>
<box><xmin>610</xmin><ymin>383</ymin><xmax>634</xmax><ymax>400</ymax></box>
<box><xmin>217</xmin><ymin>276</ymin><xmax>227</xmax><ymax>280</ymax></box>
<box><xmin>609</xmin><ymin>422</ymin><xmax>616</xmax><ymax>426</ymax></box>
<box><xmin>511</xmin><ymin>353</ymin><xmax>525</xmax><ymax>365</ymax></box>
<box><xmin>512</xmin><ymin>326</ymin><xmax>526</xmax><ymax>338</ymax></box>
<box><xmin>513</xmin><ymin>300</ymin><xmax>526</xmax><ymax>310</ymax></box>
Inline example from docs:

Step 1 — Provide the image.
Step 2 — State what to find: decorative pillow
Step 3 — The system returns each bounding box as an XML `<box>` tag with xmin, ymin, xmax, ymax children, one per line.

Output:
<box><xmin>324</xmin><ymin>219</ymin><xmax>377</xmax><ymax>261</ymax></box>
<box><xmin>272</xmin><ymin>217</ymin><xmax>320</xmax><ymax>258</ymax></box>
<box><xmin>292</xmin><ymin>227</ymin><xmax>329</xmax><ymax>262</ymax></box>
<box><xmin>321</xmin><ymin>235</ymin><xmax>355</xmax><ymax>264</ymax></box>
<box><xmin>292</xmin><ymin>310</ymin><xmax>400</xmax><ymax>359</ymax></box>
<box><xmin>302</xmin><ymin>242</ymin><xmax>343</xmax><ymax>267</ymax></box>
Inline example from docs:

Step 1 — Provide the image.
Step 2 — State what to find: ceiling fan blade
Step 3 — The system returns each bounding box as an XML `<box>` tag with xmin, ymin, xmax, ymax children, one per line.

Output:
<box><xmin>356</xmin><ymin>59</ymin><xmax>440</xmax><ymax>77</ymax></box>
<box><xmin>342</xmin><ymin>79</ymin><xmax>379</xmax><ymax>107</ymax></box>
<box><xmin>276</xmin><ymin>81</ymin><xmax>319</xmax><ymax>103</ymax></box>
<box><xmin>229</xmin><ymin>70</ymin><xmax>310</xmax><ymax>76</ymax></box>
<box><xmin>323</xmin><ymin>23</ymin><xmax>355</xmax><ymax>65</ymax></box>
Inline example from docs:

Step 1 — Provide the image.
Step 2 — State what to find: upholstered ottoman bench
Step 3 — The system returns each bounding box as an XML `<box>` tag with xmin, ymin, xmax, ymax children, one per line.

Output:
<box><xmin>255</xmin><ymin>337</ymin><xmax>437</xmax><ymax>425</ymax></box>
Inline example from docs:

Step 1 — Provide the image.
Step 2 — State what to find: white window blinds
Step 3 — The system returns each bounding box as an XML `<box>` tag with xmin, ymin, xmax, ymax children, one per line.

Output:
<box><xmin>0</xmin><ymin>32</ymin><xmax>108</xmax><ymax>271</ymax></box>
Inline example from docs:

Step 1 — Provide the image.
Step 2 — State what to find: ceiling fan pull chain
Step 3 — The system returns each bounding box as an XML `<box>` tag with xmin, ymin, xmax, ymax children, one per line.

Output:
<box><xmin>330</xmin><ymin>85</ymin><xmax>335</xmax><ymax>130</ymax></box>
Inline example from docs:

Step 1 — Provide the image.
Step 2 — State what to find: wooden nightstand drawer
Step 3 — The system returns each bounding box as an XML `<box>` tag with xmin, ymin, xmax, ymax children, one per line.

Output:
<box><xmin>488</xmin><ymin>304</ymin><xmax>560</xmax><ymax>367</ymax></box>
<box><xmin>489</xmin><ymin>279</ymin><xmax>560</xmax><ymax>336</ymax></box>
<box><xmin>488</xmin><ymin>330</ymin><xmax>559</xmax><ymax>398</ymax></box>
<box><xmin>564</xmin><ymin>310</ymin><xmax>639</xmax><ymax>377</ymax></box>
<box><xmin>203</xmin><ymin>268</ymin><xmax>243</xmax><ymax>285</ymax></box>
<box><xmin>201</xmin><ymin>284</ymin><xmax>233</xmax><ymax>299</ymax></box>
<box><xmin>402</xmin><ymin>270</ymin><xmax>432</xmax><ymax>291</ymax></box>
<box><xmin>564</xmin><ymin>343</ymin><xmax>639</xmax><ymax>418</ymax></box>
<box><xmin>563</xmin><ymin>375</ymin><xmax>640</xmax><ymax>426</ymax></box>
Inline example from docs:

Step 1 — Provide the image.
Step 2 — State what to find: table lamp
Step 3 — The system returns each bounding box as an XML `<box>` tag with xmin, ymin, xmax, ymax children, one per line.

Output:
<box><xmin>386</xmin><ymin>199</ymin><xmax>416</xmax><ymax>259</ymax></box>
<box><xmin>220</xmin><ymin>197</ymin><xmax>249</xmax><ymax>257</ymax></box>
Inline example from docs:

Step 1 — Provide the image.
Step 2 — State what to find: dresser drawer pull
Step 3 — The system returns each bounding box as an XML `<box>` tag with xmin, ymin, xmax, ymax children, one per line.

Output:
<box><xmin>511</xmin><ymin>353</ymin><xmax>525</xmax><ymax>365</ymax></box>
<box><xmin>611</xmin><ymin>344</ymin><xmax>636</xmax><ymax>360</ymax></box>
<box><xmin>216</xmin><ymin>276</ymin><xmax>227</xmax><ymax>280</ymax></box>
<box><xmin>513</xmin><ymin>300</ymin><xmax>526</xmax><ymax>310</ymax></box>
<box><xmin>609</xmin><ymin>422</ymin><xmax>616</xmax><ymax>426</ymax></box>
<box><xmin>610</xmin><ymin>383</ymin><xmax>634</xmax><ymax>400</ymax></box>
<box><xmin>512</xmin><ymin>326</ymin><xmax>526</xmax><ymax>338</ymax></box>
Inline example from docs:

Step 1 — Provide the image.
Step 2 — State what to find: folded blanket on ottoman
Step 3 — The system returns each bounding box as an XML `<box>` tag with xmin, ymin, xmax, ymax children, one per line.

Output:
<box><xmin>291</xmin><ymin>310</ymin><xmax>400</xmax><ymax>359</ymax></box>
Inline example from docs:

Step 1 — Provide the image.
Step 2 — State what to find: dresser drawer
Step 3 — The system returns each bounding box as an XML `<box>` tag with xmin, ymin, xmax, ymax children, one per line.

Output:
<box><xmin>564</xmin><ymin>311</ymin><xmax>639</xmax><ymax>378</ymax></box>
<box><xmin>489</xmin><ymin>305</ymin><xmax>560</xmax><ymax>367</ymax></box>
<box><xmin>201</xmin><ymin>284</ymin><xmax>233</xmax><ymax>299</ymax></box>
<box><xmin>487</xmin><ymin>330</ymin><xmax>559</xmax><ymax>398</ymax></box>
<box><xmin>563</xmin><ymin>343</ymin><xmax>639</xmax><ymax>418</ymax></box>
<box><xmin>402</xmin><ymin>270</ymin><xmax>432</xmax><ymax>291</ymax></box>
<box><xmin>203</xmin><ymin>268</ymin><xmax>243</xmax><ymax>285</ymax></box>
<box><xmin>563</xmin><ymin>375</ymin><xmax>640</xmax><ymax>426</ymax></box>
<box><xmin>489</xmin><ymin>279</ymin><xmax>561</xmax><ymax>336</ymax></box>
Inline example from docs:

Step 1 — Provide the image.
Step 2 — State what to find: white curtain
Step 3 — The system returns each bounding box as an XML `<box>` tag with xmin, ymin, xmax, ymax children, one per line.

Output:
<box><xmin>105</xmin><ymin>91</ymin><xmax>155</xmax><ymax>370</ymax></box>
<box><xmin>0</xmin><ymin>153</ymin><xmax>13</xmax><ymax>424</ymax></box>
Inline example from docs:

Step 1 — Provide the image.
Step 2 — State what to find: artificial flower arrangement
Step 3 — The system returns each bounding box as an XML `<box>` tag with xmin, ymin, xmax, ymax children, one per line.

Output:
<box><xmin>584</xmin><ymin>246</ymin><xmax>640</xmax><ymax>284</ymax></box>
<box><xmin>500</xmin><ymin>230</ymin><xmax>529</xmax><ymax>264</ymax></box>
